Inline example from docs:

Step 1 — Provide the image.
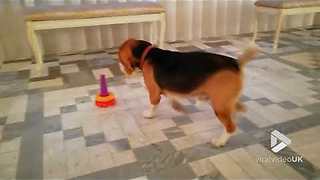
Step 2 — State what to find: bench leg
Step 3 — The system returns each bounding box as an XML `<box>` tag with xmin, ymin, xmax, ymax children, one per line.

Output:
<box><xmin>159</xmin><ymin>13</ymin><xmax>166</xmax><ymax>49</ymax></box>
<box><xmin>26</xmin><ymin>22</ymin><xmax>44</xmax><ymax>69</ymax></box>
<box><xmin>252</xmin><ymin>8</ymin><xmax>259</xmax><ymax>42</ymax></box>
<box><xmin>273</xmin><ymin>12</ymin><xmax>284</xmax><ymax>52</ymax></box>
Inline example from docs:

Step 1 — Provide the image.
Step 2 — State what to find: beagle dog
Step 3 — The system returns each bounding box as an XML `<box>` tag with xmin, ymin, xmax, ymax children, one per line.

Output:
<box><xmin>118</xmin><ymin>39</ymin><xmax>257</xmax><ymax>147</ymax></box>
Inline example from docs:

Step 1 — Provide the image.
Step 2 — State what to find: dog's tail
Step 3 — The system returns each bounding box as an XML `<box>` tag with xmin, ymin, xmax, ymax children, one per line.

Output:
<box><xmin>238</xmin><ymin>45</ymin><xmax>258</xmax><ymax>66</ymax></box>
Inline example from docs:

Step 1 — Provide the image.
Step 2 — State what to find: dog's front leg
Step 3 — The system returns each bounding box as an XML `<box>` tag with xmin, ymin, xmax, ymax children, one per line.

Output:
<box><xmin>143</xmin><ymin>94</ymin><xmax>160</xmax><ymax>118</ymax></box>
<box><xmin>142</xmin><ymin>63</ymin><xmax>161</xmax><ymax>119</ymax></box>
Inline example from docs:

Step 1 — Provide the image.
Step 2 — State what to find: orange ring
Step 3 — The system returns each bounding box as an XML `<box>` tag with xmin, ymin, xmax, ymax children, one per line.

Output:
<box><xmin>95</xmin><ymin>92</ymin><xmax>115</xmax><ymax>102</ymax></box>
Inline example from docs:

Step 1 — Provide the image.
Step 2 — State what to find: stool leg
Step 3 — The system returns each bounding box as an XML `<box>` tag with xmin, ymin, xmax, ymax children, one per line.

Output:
<box><xmin>273</xmin><ymin>12</ymin><xmax>284</xmax><ymax>52</ymax></box>
<box><xmin>27</xmin><ymin>22</ymin><xmax>44</xmax><ymax>69</ymax></box>
<box><xmin>252</xmin><ymin>8</ymin><xmax>259</xmax><ymax>43</ymax></box>
<box><xmin>159</xmin><ymin>13</ymin><xmax>166</xmax><ymax>49</ymax></box>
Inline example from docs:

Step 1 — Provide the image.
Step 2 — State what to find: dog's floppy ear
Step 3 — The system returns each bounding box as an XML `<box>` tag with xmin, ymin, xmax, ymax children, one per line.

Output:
<box><xmin>132</xmin><ymin>40</ymin><xmax>152</xmax><ymax>60</ymax></box>
<box><xmin>118</xmin><ymin>38</ymin><xmax>137</xmax><ymax>74</ymax></box>
<box><xmin>118</xmin><ymin>39</ymin><xmax>152</xmax><ymax>74</ymax></box>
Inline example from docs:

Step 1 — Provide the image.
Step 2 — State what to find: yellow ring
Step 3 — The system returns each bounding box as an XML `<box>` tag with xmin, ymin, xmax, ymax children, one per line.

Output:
<box><xmin>96</xmin><ymin>92</ymin><xmax>115</xmax><ymax>102</ymax></box>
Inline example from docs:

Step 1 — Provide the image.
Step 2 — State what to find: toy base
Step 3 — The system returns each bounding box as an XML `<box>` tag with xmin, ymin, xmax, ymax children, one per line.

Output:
<box><xmin>95</xmin><ymin>92</ymin><xmax>116</xmax><ymax>108</ymax></box>
<box><xmin>95</xmin><ymin>99</ymin><xmax>116</xmax><ymax>107</ymax></box>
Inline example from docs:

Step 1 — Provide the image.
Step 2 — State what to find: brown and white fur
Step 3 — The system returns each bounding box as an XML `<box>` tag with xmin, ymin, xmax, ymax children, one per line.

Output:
<box><xmin>118</xmin><ymin>39</ymin><xmax>257</xmax><ymax>147</ymax></box>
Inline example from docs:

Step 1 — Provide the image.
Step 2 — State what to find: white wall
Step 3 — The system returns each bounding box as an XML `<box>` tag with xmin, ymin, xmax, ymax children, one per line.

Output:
<box><xmin>0</xmin><ymin>0</ymin><xmax>316</xmax><ymax>62</ymax></box>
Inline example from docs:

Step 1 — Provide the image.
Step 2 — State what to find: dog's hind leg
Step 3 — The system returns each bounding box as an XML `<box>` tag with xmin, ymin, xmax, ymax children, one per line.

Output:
<box><xmin>211</xmin><ymin>103</ymin><xmax>237</xmax><ymax>147</ymax></box>
<box><xmin>236</xmin><ymin>102</ymin><xmax>247</xmax><ymax>112</ymax></box>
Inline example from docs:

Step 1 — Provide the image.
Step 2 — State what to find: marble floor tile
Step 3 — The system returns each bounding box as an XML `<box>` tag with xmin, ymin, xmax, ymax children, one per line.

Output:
<box><xmin>227</xmin><ymin>148</ymin><xmax>276</xmax><ymax>179</ymax></box>
<box><xmin>66</xmin><ymin>148</ymin><xmax>91</xmax><ymax>178</ymax></box>
<box><xmin>245</xmin><ymin>144</ymin><xmax>305</xmax><ymax>180</ymax></box>
<box><xmin>92</xmin><ymin>67</ymin><xmax>114</xmax><ymax>80</ymax></box>
<box><xmin>112</xmin><ymin>150</ymin><xmax>137</xmax><ymax>167</ymax></box>
<box><xmin>28</xmin><ymin>78</ymin><xmax>63</xmax><ymax>90</ymax></box>
<box><xmin>0</xmin><ymin>151</ymin><xmax>19</xmax><ymax>179</ymax></box>
<box><xmin>43</xmin><ymin>149</ymin><xmax>67</xmax><ymax>179</ymax></box>
<box><xmin>60</xmin><ymin>64</ymin><xmax>80</xmax><ymax>74</ymax></box>
<box><xmin>189</xmin><ymin>158</ymin><xmax>218</xmax><ymax>177</ymax></box>
<box><xmin>1</xmin><ymin>28</ymin><xmax>320</xmax><ymax>179</ymax></box>
<box><xmin>289</xmin><ymin>126</ymin><xmax>320</xmax><ymax>169</ymax></box>
<box><xmin>87</xmin><ymin>143</ymin><xmax>114</xmax><ymax>173</ymax></box>
<box><xmin>209</xmin><ymin>153</ymin><xmax>251</xmax><ymax>179</ymax></box>
<box><xmin>0</xmin><ymin>137</ymin><xmax>21</xmax><ymax>154</ymax></box>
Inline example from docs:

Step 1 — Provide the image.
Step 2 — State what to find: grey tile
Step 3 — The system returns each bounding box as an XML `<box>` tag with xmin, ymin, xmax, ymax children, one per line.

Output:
<box><xmin>108</xmin><ymin>77</ymin><xmax>126</xmax><ymax>87</ymax></box>
<box><xmin>17</xmin><ymin>93</ymin><xmax>44</xmax><ymax>179</ymax></box>
<box><xmin>260</xmin><ymin>113</ymin><xmax>320</xmax><ymax>139</ymax></box>
<box><xmin>181</xmin><ymin>143</ymin><xmax>222</xmax><ymax>163</ymax></box>
<box><xmin>17</xmin><ymin>70</ymin><xmax>30</xmax><ymax>79</ymax></box>
<box><xmin>60</xmin><ymin>104</ymin><xmax>77</xmax><ymax>114</ymax></box>
<box><xmin>183</xmin><ymin>105</ymin><xmax>201</xmax><ymax>114</ymax></box>
<box><xmin>133</xmin><ymin>141</ymin><xmax>186</xmax><ymax>174</ymax></box>
<box><xmin>147</xmin><ymin>164</ymin><xmax>196</xmax><ymax>180</ymax></box>
<box><xmin>163</xmin><ymin>127</ymin><xmax>186</xmax><ymax>140</ymax></box>
<box><xmin>198</xmin><ymin>174</ymin><xmax>225</xmax><ymax>180</ymax></box>
<box><xmin>0</xmin><ymin>79</ymin><xmax>28</xmax><ymax>98</ymax></box>
<box><xmin>172</xmin><ymin>115</ymin><xmax>193</xmax><ymax>126</ymax></box>
<box><xmin>182</xmin><ymin>133</ymin><xmax>258</xmax><ymax>162</ymax></box>
<box><xmin>87</xmin><ymin>58</ymin><xmax>116</xmax><ymax>69</ymax></box>
<box><xmin>0</xmin><ymin>116</ymin><xmax>6</xmax><ymax>125</ymax></box>
<box><xmin>278</xmin><ymin>101</ymin><xmax>299</xmax><ymax>110</ymax></box>
<box><xmin>85</xmin><ymin>132</ymin><xmax>106</xmax><ymax>147</ymax></box>
<box><xmin>260</xmin><ymin>143</ymin><xmax>320</xmax><ymax>179</ymax></box>
<box><xmin>43</xmin><ymin>115</ymin><xmax>62</xmax><ymax>134</ymax></box>
<box><xmin>75</xmin><ymin>96</ymin><xmax>91</xmax><ymax>104</ymax></box>
<box><xmin>0</xmin><ymin>71</ymin><xmax>20</xmax><ymax>82</ymax></box>
<box><xmin>109</xmin><ymin>138</ymin><xmax>130</xmax><ymax>152</ymax></box>
<box><xmin>204</xmin><ymin>41</ymin><xmax>232</xmax><ymax>48</ymax></box>
<box><xmin>2</xmin><ymin>122</ymin><xmax>25</xmax><ymax>140</ymax></box>
<box><xmin>254</xmin><ymin>97</ymin><xmax>274</xmax><ymax>106</ymax></box>
<box><xmin>64</xmin><ymin>127</ymin><xmax>83</xmax><ymax>140</ymax></box>
<box><xmin>108</xmin><ymin>63</ymin><xmax>124</xmax><ymax>77</ymax></box>
<box><xmin>82</xmin><ymin>50</ymin><xmax>106</xmax><ymax>55</ymax></box>
<box><xmin>74</xmin><ymin>162</ymin><xmax>144</xmax><ymax>180</ymax></box>
<box><xmin>88</xmin><ymin>88</ymin><xmax>99</xmax><ymax>96</ymax></box>
<box><xmin>168</xmin><ymin>40</ymin><xmax>186</xmax><ymax>44</ymax></box>
<box><xmin>239</xmin><ymin>95</ymin><xmax>250</xmax><ymax>102</ymax></box>
<box><xmin>176</xmin><ymin>45</ymin><xmax>203</xmax><ymax>52</ymax></box>
<box><xmin>302</xmin><ymin>102</ymin><xmax>320</xmax><ymax>114</ymax></box>
<box><xmin>63</xmin><ymin>70</ymin><xmax>96</xmax><ymax>88</ymax></box>
<box><xmin>128</xmin><ymin>82</ymin><xmax>143</xmax><ymax>89</ymax></box>
<box><xmin>237</xmin><ymin>116</ymin><xmax>259</xmax><ymax>132</ymax></box>
<box><xmin>48</xmin><ymin>66</ymin><xmax>61</xmax><ymax>79</ymax></box>
<box><xmin>312</xmin><ymin>94</ymin><xmax>320</xmax><ymax>100</ymax></box>
<box><xmin>27</xmin><ymin>96</ymin><xmax>44</xmax><ymax>114</ymax></box>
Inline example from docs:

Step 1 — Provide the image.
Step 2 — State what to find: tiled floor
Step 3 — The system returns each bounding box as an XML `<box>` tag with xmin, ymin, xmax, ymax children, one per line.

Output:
<box><xmin>1</xmin><ymin>27</ymin><xmax>320</xmax><ymax>179</ymax></box>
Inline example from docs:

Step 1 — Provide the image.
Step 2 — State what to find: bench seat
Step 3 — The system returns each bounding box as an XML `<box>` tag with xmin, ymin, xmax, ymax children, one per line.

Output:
<box><xmin>24</xmin><ymin>2</ymin><xmax>166</xmax><ymax>70</ymax></box>
<box><xmin>25</xmin><ymin>2</ymin><xmax>165</xmax><ymax>21</ymax></box>
<box><xmin>255</xmin><ymin>0</ymin><xmax>320</xmax><ymax>9</ymax></box>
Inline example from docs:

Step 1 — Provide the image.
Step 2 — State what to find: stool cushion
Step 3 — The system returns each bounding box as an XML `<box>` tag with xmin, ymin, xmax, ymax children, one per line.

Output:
<box><xmin>255</xmin><ymin>0</ymin><xmax>320</xmax><ymax>9</ymax></box>
<box><xmin>24</xmin><ymin>2</ymin><xmax>165</xmax><ymax>21</ymax></box>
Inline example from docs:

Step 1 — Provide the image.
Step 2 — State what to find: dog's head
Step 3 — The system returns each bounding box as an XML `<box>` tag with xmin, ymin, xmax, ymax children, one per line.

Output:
<box><xmin>118</xmin><ymin>39</ymin><xmax>152</xmax><ymax>75</ymax></box>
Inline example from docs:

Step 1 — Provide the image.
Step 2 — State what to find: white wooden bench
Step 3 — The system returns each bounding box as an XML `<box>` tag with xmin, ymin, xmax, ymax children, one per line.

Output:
<box><xmin>252</xmin><ymin>0</ymin><xmax>320</xmax><ymax>52</ymax></box>
<box><xmin>24</xmin><ymin>2</ymin><xmax>166</xmax><ymax>68</ymax></box>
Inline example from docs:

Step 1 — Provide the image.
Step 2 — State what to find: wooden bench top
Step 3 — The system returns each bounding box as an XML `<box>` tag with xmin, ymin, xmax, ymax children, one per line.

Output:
<box><xmin>255</xmin><ymin>0</ymin><xmax>320</xmax><ymax>9</ymax></box>
<box><xmin>24</xmin><ymin>2</ymin><xmax>165</xmax><ymax>21</ymax></box>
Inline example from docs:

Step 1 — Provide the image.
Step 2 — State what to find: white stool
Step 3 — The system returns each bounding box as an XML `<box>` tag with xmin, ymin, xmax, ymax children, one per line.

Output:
<box><xmin>252</xmin><ymin>0</ymin><xmax>320</xmax><ymax>52</ymax></box>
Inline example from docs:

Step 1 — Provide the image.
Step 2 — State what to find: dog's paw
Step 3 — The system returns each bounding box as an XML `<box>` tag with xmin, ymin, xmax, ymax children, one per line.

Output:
<box><xmin>143</xmin><ymin>110</ymin><xmax>155</xmax><ymax>119</ymax></box>
<box><xmin>212</xmin><ymin>131</ymin><xmax>233</xmax><ymax>147</ymax></box>
<box><xmin>212</xmin><ymin>137</ymin><xmax>227</xmax><ymax>147</ymax></box>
